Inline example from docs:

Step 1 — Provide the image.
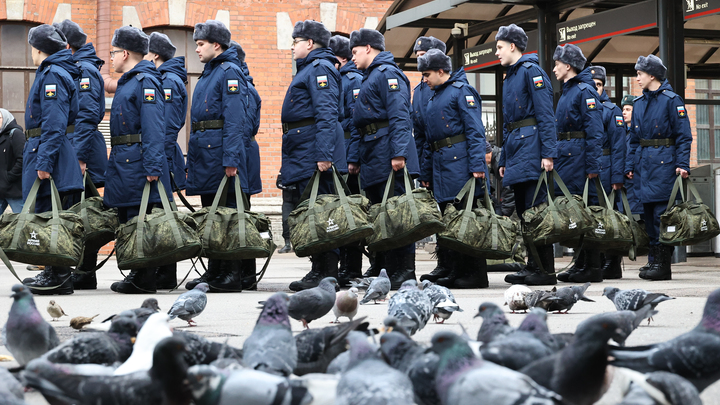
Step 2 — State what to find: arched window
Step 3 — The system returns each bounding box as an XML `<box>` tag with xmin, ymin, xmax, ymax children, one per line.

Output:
<box><xmin>0</xmin><ymin>23</ymin><xmax>39</xmax><ymax>127</ymax></box>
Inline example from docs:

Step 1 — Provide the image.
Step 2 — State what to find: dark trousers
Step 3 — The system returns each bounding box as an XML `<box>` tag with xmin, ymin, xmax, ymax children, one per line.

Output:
<box><xmin>346</xmin><ymin>173</ymin><xmax>360</xmax><ymax>195</ymax></box>
<box><xmin>643</xmin><ymin>201</ymin><xmax>667</xmax><ymax>246</ymax></box>
<box><xmin>35</xmin><ymin>191</ymin><xmax>74</xmax><ymax>213</ymax></box>
<box><xmin>512</xmin><ymin>180</ymin><xmax>548</xmax><ymax>220</ymax></box>
<box><xmin>364</xmin><ymin>171</ymin><xmax>414</xmax><ymax>257</ymax></box>
<box><xmin>282</xmin><ymin>188</ymin><xmax>298</xmax><ymax>241</ymax></box>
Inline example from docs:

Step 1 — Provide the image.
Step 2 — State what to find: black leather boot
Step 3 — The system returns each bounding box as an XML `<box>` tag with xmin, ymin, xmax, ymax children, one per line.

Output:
<box><xmin>389</xmin><ymin>250</ymin><xmax>417</xmax><ymax>290</ymax></box>
<box><xmin>208</xmin><ymin>260</ymin><xmax>243</xmax><ymax>292</ymax></box>
<box><xmin>639</xmin><ymin>245</ymin><xmax>657</xmax><ymax>277</ymax></box>
<box><xmin>640</xmin><ymin>245</ymin><xmax>673</xmax><ymax>281</ymax></box>
<box><xmin>70</xmin><ymin>249</ymin><xmax>99</xmax><ymax>290</ymax></box>
<box><xmin>278</xmin><ymin>239</ymin><xmax>292</xmax><ymax>254</ymax></box>
<box><xmin>420</xmin><ymin>245</ymin><xmax>453</xmax><ymax>282</ymax></box>
<box><xmin>569</xmin><ymin>249</ymin><xmax>603</xmax><ymax>283</ymax></box>
<box><xmin>437</xmin><ymin>250</ymin><xmax>462</xmax><ymax>287</ymax></box>
<box><xmin>454</xmin><ymin>254</ymin><xmax>489</xmax><ymax>289</ymax></box>
<box><xmin>289</xmin><ymin>251</ymin><xmax>339</xmax><ymax>292</ymax></box>
<box><xmin>186</xmin><ymin>259</ymin><xmax>222</xmax><ymax>290</ymax></box>
<box><xmin>504</xmin><ymin>252</ymin><xmax>536</xmax><ymax>285</ymax></box>
<box><xmin>26</xmin><ymin>266</ymin><xmax>74</xmax><ymax>295</ymax></box>
<box><xmin>362</xmin><ymin>251</ymin><xmax>382</xmax><ymax>278</ymax></box>
<box><xmin>241</xmin><ymin>259</ymin><xmax>258</xmax><ymax>290</ymax></box>
<box><xmin>155</xmin><ymin>264</ymin><xmax>178</xmax><ymax>289</ymax></box>
<box><xmin>525</xmin><ymin>245</ymin><xmax>557</xmax><ymax>286</ymax></box>
<box><xmin>602</xmin><ymin>254</ymin><xmax>623</xmax><ymax>279</ymax></box>
<box><xmin>337</xmin><ymin>245</ymin><xmax>363</xmax><ymax>287</ymax></box>
<box><xmin>111</xmin><ymin>268</ymin><xmax>157</xmax><ymax>294</ymax></box>
<box><xmin>23</xmin><ymin>266</ymin><xmax>53</xmax><ymax>284</ymax></box>
<box><xmin>557</xmin><ymin>249</ymin><xmax>586</xmax><ymax>282</ymax></box>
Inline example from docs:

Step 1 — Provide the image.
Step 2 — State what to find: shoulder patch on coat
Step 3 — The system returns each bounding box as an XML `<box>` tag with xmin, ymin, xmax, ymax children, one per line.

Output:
<box><xmin>227</xmin><ymin>79</ymin><xmax>239</xmax><ymax>94</ymax></box>
<box><xmin>353</xmin><ymin>88</ymin><xmax>360</xmax><ymax>99</ymax></box>
<box><xmin>465</xmin><ymin>95</ymin><xmax>477</xmax><ymax>108</ymax></box>
<box><xmin>143</xmin><ymin>88</ymin><xmax>156</xmax><ymax>103</ymax></box>
<box><xmin>164</xmin><ymin>88</ymin><xmax>172</xmax><ymax>102</ymax></box>
<box><xmin>79</xmin><ymin>77</ymin><xmax>91</xmax><ymax>92</ymax></box>
<box><xmin>677</xmin><ymin>105</ymin><xmax>687</xmax><ymax>118</ymax></box>
<box><xmin>532</xmin><ymin>75</ymin><xmax>545</xmax><ymax>89</ymax></box>
<box><xmin>388</xmin><ymin>78</ymin><xmax>400</xmax><ymax>92</ymax></box>
<box><xmin>316</xmin><ymin>75</ymin><xmax>329</xmax><ymax>89</ymax></box>
<box><xmin>615</xmin><ymin>116</ymin><xmax>624</xmax><ymax>127</ymax></box>
<box><xmin>44</xmin><ymin>84</ymin><xmax>57</xmax><ymax>99</ymax></box>
<box><xmin>586</xmin><ymin>98</ymin><xmax>597</xmax><ymax>110</ymax></box>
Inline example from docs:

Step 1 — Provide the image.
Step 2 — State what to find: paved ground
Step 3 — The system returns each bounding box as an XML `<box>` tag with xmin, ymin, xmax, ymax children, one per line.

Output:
<box><xmin>1</xmin><ymin>250</ymin><xmax>720</xmax><ymax>404</ymax></box>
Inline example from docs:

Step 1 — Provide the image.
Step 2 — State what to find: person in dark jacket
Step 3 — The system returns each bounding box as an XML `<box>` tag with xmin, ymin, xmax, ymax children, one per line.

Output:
<box><xmin>350</xmin><ymin>28</ymin><xmax>420</xmax><ymax>289</ymax></box>
<box><xmin>329</xmin><ymin>35</ymin><xmax>364</xmax><ymax>287</ymax></box>
<box><xmin>282</xmin><ymin>20</ymin><xmax>347</xmax><ymax>292</ymax></box>
<box><xmin>22</xmin><ymin>24</ymin><xmax>84</xmax><ymax>295</ymax></box>
<box><xmin>621</xmin><ymin>94</ymin><xmax>644</xmax><ymax>220</ymax></box>
<box><xmin>417</xmin><ymin>49</ymin><xmax>489</xmax><ymax>289</ymax></box>
<box><xmin>626</xmin><ymin>55</ymin><xmax>692</xmax><ymax>281</ymax></box>
<box><xmin>184</xmin><ymin>20</ymin><xmax>250</xmax><ymax>293</ymax></box>
<box><xmin>412</xmin><ymin>36</ymin><xmax>446</xmax><ymax>172</ymax></box>
<box><xmin>0</xmin><ymin>109</ymin><xmax>24</xmax><ymax>213</ymax></box>
<box><xmin>495</xmin><ymin>24</ymin><xmax>558</xmax><ymax>286</ymax></box>
<box><xmin>105</xmin><ymin>26</ymin><xmax>172</xmax><ymax>294</ymax></box>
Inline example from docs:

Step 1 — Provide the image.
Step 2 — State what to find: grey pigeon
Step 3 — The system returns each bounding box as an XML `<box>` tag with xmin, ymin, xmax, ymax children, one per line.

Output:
<box><xmin>174</xmin><ymin>330</ymin><xmax>244</xmax><ymax>367</ymax></box>
<box><xmin>421</xmin><ymin>280</ymin><xmax>463</xmax><ymax>323</ymax></box>
<box><xmin>187</xmin><ymin>364</ymin><xmax>313</xmax><ymax>405</ymax></box>
<box><xmin>0</xmin><ymin>366</ymin><xmax>25</xmax><ymax>405</ymax></box>
<box><xmin>349</xmin><ymin>277</ymin><xmax>374</xmax><ymax>291</ymax></box>
<box><xmin>619</xmin><ymin>371</ymin><xmax>702</xmax><ymax>405</ymax></box>
<box><xmin>288</xmin><ymin>277</ymin><xmax>338</xmax><ymax>328</ymax></box>
<box><xmin>387</xmin><ymin>280</ymin><xmax>432</xmax><ymax>336</ymax></box>
<box><xmin>22</xmin><ymin>336</ymin><xmax>191</xmax><ymax>405</ymax></box>
<box><xmin>294</xmin><ymin>317</ymin><xmax>368</xmax><ymax>375</ymax></box>
<box><xmin>327</xmin><ymin>350</ymin><xmax>351</xmax><ymax>374</ymax></box>
<box><xmin>603</xmin><ymin>287</ymin><xmax>674</xmax><ymax>323</ymax></box>
<box><xmin>582</xmin><ymin>306</ymin><xmax>657</xmax><ymax>347</ymax></box>
<box><xmin>336</xmin><ymin>331</ymin><xmax>415</xmax><ymax>405</ymax></box>
<box><xmin>100</xmin><ymin>297</ymin><xmax>161</xmax><ymax>326</ymax></box>
<box><xmin>524</xmin><ymin>287</ymin><xmax>561</xmax><ymax>311</ymax></box>
<box><xmin>430</xmin><ymin>331</ymin><xmax>563</xmax><ymax>405</ymax></box>
<box><xmin>546</xmin><ymin>282</ymin><xmax>594</xmax><ymax>313</ymax></box>
<box><xmin>380</xmin><ymin>331</ymin><xmax>441</xmax><ymax>405</ymax></box>
<box><xmin>333</xmin><ymin>288</ymin><xmax>359</xmax><ymax>323</ymax></box>
<box><xmin>4</xmin><ymin>284</ymin><xmax>59</xmax><ymax>366</ymax></box>
<box><xmin>168</xmin><ymin>282</ymin><xmax>209</xmax><ymax>326</ymax></box>
<box><xmin>610</xmin><ymin>287</ymin><xmax>720</xmax><ymax>392</ymax></box>
<box><xmin>480</xmin><ymin>309</ymin><xmax>555</xmax><ymax>370</ymax></box>
<box><xmin>474</xmin><ymin>302</ymin><xmax>514</xmax><ymax>344</ymax></box>
<box><xmin>359</xmin><ymin>269</ymin><xmax>391</xmax><ymax>304</ymax></box>
<box><xmin>243</xmin><ymin>292</ymin><xmax>297</xmax><ymax>376</ymax></box>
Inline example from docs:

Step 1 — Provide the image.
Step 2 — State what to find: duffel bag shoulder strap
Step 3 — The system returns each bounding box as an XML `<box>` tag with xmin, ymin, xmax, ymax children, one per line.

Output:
<box><xmin>617</xmin><ymin>187</ymin><xmax>639</xmax><ymax>260</ymax></box>
<box><xmin>233</xmin><ymin>175</ymin><xmax>248</xmax><ymax>249</ymax></box>
<box><xmin>331</xmin><ymin>165</ymin><xmax>359</xmax><ymax>232</ymax></box>
<box><xmin>46</xmin><ymin>177</ymin><xmax>65</xmax><ymax>256</ymax></box>
<box><xmin>457</xmin><ymin>178</ymin><xmax>477</xmax><ymax>241</ymax></box>
<box><xmin>204</xmin><ymin>176</ymin><xmax>231</xmax><ymax>251</ymax></box>
<box><xmin>666</xmin><ymin>175</ymin><xmax>686</xmax><ymax>212</ymax></box>
<box><xmin>10</xmin><ymin>178</ymin><xmax>43</xmax><ymax>251</ymax></box>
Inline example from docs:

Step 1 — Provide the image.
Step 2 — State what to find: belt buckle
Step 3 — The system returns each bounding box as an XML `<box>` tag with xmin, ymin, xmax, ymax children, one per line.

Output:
<box><xmin>282</xmin><ymin>123</ymin><xmax>289</xmax><ymax>134</ymax></box>
<box><xmin>446</xmin><ymin>137</ymin><xmax>453</xmax><ymax>148</ymax></box>
<box><xmin>368</xmin><ymin>123</ymin><xmax>378</xmax><ymax>135</ymax></box>
<box><xmin>198</xmin><ymin>122</ymin><xmax>206</xmax><ymax>132</ymax></box>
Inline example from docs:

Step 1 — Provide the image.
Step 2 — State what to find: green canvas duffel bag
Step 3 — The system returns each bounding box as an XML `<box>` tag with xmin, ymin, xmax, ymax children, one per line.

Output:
<box><xmin>660</xmin><ymin>175</ymin><xmax>720</xmax><ymax>246</ymax></box>
<box><xmin>366</xmin><ymin>168</ymin><xmax>445</xmax><ymax>252</ymax></box>
<box><xmin>523</xmin><ymin>170</ymin><xmax>594</xmax><ymax>246</ymax></box>
<box><xmin>289</xmin><ymin>168</ymin><xmax>373</xmax><ymax>257</ymax></box>
<box><xmin>68</xmin><ymin>173</ymin><xmax>119</xmax><ymax>252</ymax></box>
<box><xmin>438</xmin><ymin>178</ymin><xmax>518</xmax><ymax>259</ymax></box>
<box><xmin>604</xmin><ymin>188</ymin><xmax>649</xmax><ymax>259</ymax></box>
<box><xmin>116</xmin><ymin>180</ymin><xmax>201</xmax><ymax>270</ymax></box>
<box><xmin>191</xmin><ymin>175</ymin><xmax>276</xmax><ymax>260</ymax></box>
<box><xmin>0</xmin><ymin>177</ymin><xmax>84</xmax><ymax>266</ymax></box>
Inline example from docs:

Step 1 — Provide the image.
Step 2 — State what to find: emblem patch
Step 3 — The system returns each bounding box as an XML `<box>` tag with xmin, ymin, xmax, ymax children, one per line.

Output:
<box><xmin>316</xmin><ymin>75</ymin><xmax>328</xmax><ymax>89</ymax></box>
<box><xmin>677</xmin><ymin>105</ymin><xmax>687</xmax><ymax>118</ymax></box>
<box><xmin>466</xmin><ymin>95</ymin><xmax>477</xmax><ymax>108</ymax></box>
<box><xmin>79</xmin><ymin>78</ymin><xmax>90</xmax><ymax>91</ymax></box>
<box><xmin>27</xmin><ymin>230</ymin><xmax>40</xmax><ymax>246</ymax></box>
<box><xmin>143</xmin><ymin>88</ymin><xmax>156</xmax><ymax>103</ymax></box>
<box><xmin>353</xmin><ymin>88</ymin><xmax>360</xmax><ymax>99</ymax></box>
<box><xmin>615</xmin><ymin>116</ymin><xmax>625</xmax><ymax>127</ymax></box>
<box><xmin>45</xmin><ymin>84</ymin><xmax>57</xmax><ymax>99</ymax></box>
<box><xmin>532</xmin><ymin>75</ymin><xmax>545</xmax><ymax>89</ymax></box>
<box><xmin>586</xmin><ymin>98</ymin><xmax>597</xmax><ymax>110</ymax></box>
<box><xmin>227</xmin><ymin>79</ymin><xmax>239</xmax><ymax>94</ymax></box>
<box><xmin>388</xmin><ymin>78</ymin><xmax>399</xmax><ymax>91</ymax></box>
<box><xmin>164</xmin><ymin>88</ymin><xmax>172</xmax><ymax>102</ymax></box>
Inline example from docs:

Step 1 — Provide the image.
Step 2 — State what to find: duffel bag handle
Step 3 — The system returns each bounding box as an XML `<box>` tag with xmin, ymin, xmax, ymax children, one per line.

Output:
<box><xmin>666</xmin><ymin>175</ymin><xmax>687</xmax><ymax>212</ymax></box>
<box><xmin>11</xmin><ymin>177</ymin><xmax>63</xmax><ymax>256</ymax></box>
<box><xmin>81</xmin><ymin>172</ymin><xmax>101</xmax><ymax>200</ymax></box>
<box><xmin>330</xmin><ymin>166</ymin><xmax>359</xmax><ymax>231</ymax></box>
<box><xmin>581</xmin><ymin>177</ymin><xmax>611</xmax><ymax>208</ymax></box>
<box><xmin>136</xmin><ymin>180</ymin><xmax>183</xmax><ymax>259</ymax></box>
<box><xmin>204</xmin><ymin>175</ymin><xmax>249</xmax><ymax>250</ymax></box>
<box><xmin>530</xmin><ymin>171</ymin><xmax>559</xmax><ymax>212</ymax></box>
<box><xmin>614</xmin><ymin>187</ymin><xmax>639</xmax><ymax>261</ymax></box>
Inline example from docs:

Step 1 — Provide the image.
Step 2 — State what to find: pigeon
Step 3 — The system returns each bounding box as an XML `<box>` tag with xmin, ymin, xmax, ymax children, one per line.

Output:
<box><xmin>23</xmin><ymin>336</ymin><xmax>191</xmax><ymax>405</ymax></box>
<box><xmin>359</xmin><ymin>269</ymin><xmax>391</xmax><ymax>304</ymax></box>
<box><xmin>288</xmin><ymin>277</ymin><xmax>338</xmax><ymax>328</ymax></box>
<box><xmin>382</xmin><ymin>315</ymin><xmax>411</xmax><ymax>337</ymax></box>
<box><xmin>387</xmin><ymin>280</ymin><xmax>432</xmax><ymax>336</ymax></box>
<box><xmin>546</xmin><ymin>282</ymin><xmax>594</xmax><ymax>314</ymax></box>
<box><xmin>173</xmin><ymin>331</ymin><xmax>244</xmax><ymax>367</ymax></box>
<box><xmin>380</xmin><ymin>331</ymin><xmax>441</xmax><ymax>405</ymax></box>
<box><xmin>99</xmin><ymin>297</ymin><xmax>161</xmax><ymax>328</ymax></box>
<box><xmin>187</xmin><ymin>364</ymin><xmax>313</xmax><ymax>405</ymax></box>
<box><xmin>114</xmin><ymin>312</ymin><xmax>174</xmax><ymax>375</ymax></box>
<box><xmin>635</xmin><ymin>371</ymin><xmax>702</xmax><ymax>405</ymax></box>
<box><xmin>480</xmin><ymin>313</ymin><xmax>555</xmax><ymax>370</ymax></box>
<box><xmin>46</xmin><ymin>300</ymin><xmax>68</xmax><ymax>321</ymax></box>
<box><xmin>504</xmin><ymin>285</ymin><xmax>532</xmax><ymax>313</ymax></box>
<box><xmin>349</xmin><ymin>277</ymin><xmax>374</xmax><ymax>291</ymax></box>
<box><xmin>609</xmin><ymin>287</ymin><xmax>720</xmax><ymax>392</ymax></box>
<box><xmin>70</xmin><ymin>314</ymin><xmax>99</xmax><ymax>330</ymax></box>
<box><xmin>243</xmin><ymin>292</ymin><xmax>297</xmax><ymax>376</ymax></box>
<box><xmin>333</xmin><ymin>288</ymin><xmax>359</xmax><ymax>323</ymax></box>
<box><xmin>327</xmin><ymin>350</ymin><xmax>351</xmax><ymax>375</ymax></box>
<box><xmin>474</xmin><ymin>302</ymin><xmax>514</xmax><ymax>344</ymax></box>
<box><xmin>294</xmin><ymin>317</ymin><xmax>368</xmax><ymax>375</ymax></box>
<box><xmin>430</xmin><ymin>331</ymin><xmax>563</xmax><ymax>405</ymax></box>
<box><xmin>336</xmin><ymin>331</ymin><xmax>415</xmax><ymax>405</ymax></box>
<box><xmin>4</xmin><ymin>284</ymin><xmax>60</xmax><ymax>366</ymax></box>
<box><xmin>168</xmin><ymin>282</ymin><xmax>209</xmax><ymax>327</ymax></box>
<box><xmin>583</xmin><ymin>306</ymin><xmax>657</xmax><ymax>347</ymax></box>
<box><xmin>524</xmin><ymin>287</ymin><xmax>561</xmax><ymax>311</ymax></box>
<box><xmin>0</xmin><ymin>365</ymin><xmax>24</xmax><ymax>404</ymax></box>
<box><xmin>420</xmin><ymin>280</ymin><xmax>463</xmax><ymax>323</ymax></box>
<box><xmin>603</xmin><ymin>287</ymin><xmax>674</xmax><ymax>324</ymax></box>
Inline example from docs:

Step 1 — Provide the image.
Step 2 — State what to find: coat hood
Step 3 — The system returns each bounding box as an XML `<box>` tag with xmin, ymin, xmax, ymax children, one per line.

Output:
<box><xmin>340</xmin><ymin>60</ymin><xmax>361</xmax><ymax>76</ymax></box>
<box><xmin>118</xmin><ymin>60</ymin><xmax>162</xmax><ymax>86</ymax></box>
<box><xmin>158</xmin><ymin>56</ymin><xmax>187</xmax><ymax>83</ymax></box>
<box><xmin>72</xmin><ymin>43</ymin><xmax>104</xmax><ymax>70</ymax></box>
<box><xmin>366</xmin><ymin>51</ymin><xmax>398</xmax><ymax>74</ymax></box>
<box><xmin>296</xmin><ymin>47</ymin><xmax>337</xmax><ymax>71</ymax></box>
<box><xmin>40</xmin><ymin>49</ymin><xmax>81</xmax><ymax>79</ymax></box>
<box><xmin>643</xmin><ymin>79</ymin><xmax>674</xmax><ymax>99</ymax></box>
<box><xmin>563</xmin><ymin>67</ymin><xmax>595</xmax><ymax>92</ymax></box>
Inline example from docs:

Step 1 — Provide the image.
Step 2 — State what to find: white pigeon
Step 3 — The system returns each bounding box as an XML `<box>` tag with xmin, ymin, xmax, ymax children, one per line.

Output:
<box><xmin>504</xmin><ymin>285</ymin><xmax>532</xmax><ymax>313</ymax></box>
<box><xmin>113</xmin><ymin>313</ymin><xmax>173</xmax><ymax>375</ymax></box>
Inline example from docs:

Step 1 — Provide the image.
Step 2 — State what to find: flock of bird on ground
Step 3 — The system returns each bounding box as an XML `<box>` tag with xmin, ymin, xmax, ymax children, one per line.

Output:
<box><xmin>0</xmin><ymin>268</ymin><xmax>717</xmax><ymax>405</ymax></box>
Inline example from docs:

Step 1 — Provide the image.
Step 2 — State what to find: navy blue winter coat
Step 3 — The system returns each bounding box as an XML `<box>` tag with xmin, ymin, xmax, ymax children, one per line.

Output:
<box><xmin>187</xmin><ymin>47</ymin><xmax>249</xmax><ymax>196</ymax></box>
<box><xmin>281</xmin><ymin>47</ymin><xmax>347</xmax><ymax>185</ymax></box>
<box><xmin>240</xmin><ymin>61</ymin><xmax>262</xmax><ymax>195</ymax></box>
<box><xmin>351</xmin><ymin>51</ymin><xmax>420</xmax><ymax>188</ymax></box>
<box><xmin>498</xmin><ymin>53</ymin><xmax>557</xmax><ymax>188</ymax></box>
<box><xmin>624</xmin><ymin>124</ymin><xmax>644</xmax><ymax>216</ymax></box>
<box><xmin>413</xmin><ymin>80</ymin><xmax>433</xmax><ymax>180</ymax></box>
<box><xmin>339</xmin><ymin>60</ymin><xmax>362</xmax><ymax>163</ymax></box>
<box><xmin>422</xmin><ymin>68</ymin><xmax>488</xmax><ymax>203</ymax></box>
<box><xmin>104</xmin><ymin>60</ymin><xmax>171</xmax><ymax>208</ymax></box>
<box><xmin>158</xmin><ymin>56</ymin><xmax>188</xmax><ymax>191</ymax></box>
<box><xmin>23</xmin><ymin>49</ymin><xmax>83</xmax><ymax>199</ymax></box>
<box><xmin>626</xmin><ymin>80</ymin><xmax>692</xmax><ymax>203</ymax></box>
<box><xmin>554</xmin><ymin>67</ymin><xmax>604</xmax><ymax>195</ymax></box>
<box><xmin>71</xmin><ymin>43</ymin><xmax>107</xmax><ymax>186</ymax></box>
<box><xmin>586</xmin><ymin>90</ymin><xmax>625</xmax><ymax>200</ymax></box>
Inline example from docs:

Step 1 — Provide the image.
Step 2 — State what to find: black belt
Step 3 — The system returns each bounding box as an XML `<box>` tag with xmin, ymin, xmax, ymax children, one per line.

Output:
<box><xmin>191</xmin><ymin>120</ymin><xmax>224</xmax><ymax>132</ymax></box>
<box><xmin>111</xmin><ymin>134</ymin><xmax>142</xmax><ymax>146</ymax></box>
<box><xmin>506</xmin><ymin>117</ymin><xmax>537</xmax><ymax>131</ymax></box>
<box><xmin>557</xmin><ymin>131</ymin><xmax>586</xmax><ymax>141</ymax></box>
<box><xmin>640</xmin><ymin>138</ymin><xmax>675</xmax><ymax>148</ymax></box>
<box><xmin>603</xmin><ymin>149</ymin><xmax>611</xmax><ymax>156</ymax></box>
<box><xmin>281</xmin><ymin>118</ymin><xmax>316</xmax><ymax>134</ymax></box>
<box><xmin>25</xmin><ymin>125</ymin><xmax>75</xmax><ymax>140</ymax></box>
<box><xmin>344</xmin><ymin>131</ymin><xmax>352</xmax><ymax>140</ymax></box>
<box><xmin>359</xmin><ymin>120</ymin><xmax>389</xmax><ymax>136</ymax></box>
<box><xmin>431</xmin><ymin>134</ymin><xmax>467</xmax><ymax>152</ymax></box>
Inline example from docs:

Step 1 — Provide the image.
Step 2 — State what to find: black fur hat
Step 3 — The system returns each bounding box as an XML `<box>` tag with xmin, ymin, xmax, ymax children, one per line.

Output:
<box><xmin>229</xmin><ymin>41</ymin><xmax>246</xmax><ymax>64</ymax></box>
<box><xmin>621</xmin><ymin>94</ymin><xmax>636</xmax><ymax>107</ymax></box>
<box><xmin>329</xmin><ymin>35</ymin><xmax>352</xmax><ymax>60</ymax></box>
<box><xmin>417</xmin><ymin>49</ymin><xmax>452</xmax><ymax>72</ymax></box>
<box><xmin>28</xmin><ymin>24</ymin><xmax>67</xmax><ymax>55</ymax></box>
<box><xmin>553</xmin><ymin>44</ymin><xmax>586</xmax><ymax>73</ymax></box>
<box><xmin>635</xmin><ymin>54</ymin><xmax>667</xmax><ymax>81</ymax></box>
<box><xmin>349</xmin><ymin>28</ymin><xmax>385</xmax><ymax>52</ymax></box>
<box><xmin>149</xmin><ymin>32</ymin><xmax>176</xmax><ymax>62</ymax></box>
<box><xmin>193</xmin><ymin>20</ymin><xmax>231</xmax><ymax>48</ymax></box>
<box><xmin>495</xmin><ymin>24</ymin><xmax>528</xmax><ymax>52</ymax></box>
<box><xmin>589</xmin><ymin>65</ymin><xmax>606</xmax><ymax>84</ymax></box>
<box><xmin>292</xmin><ymin>20</ymin><xmax>331</xmax><ymax>48</ymax></box>
<box><xmin>111</xmin><ymin>26</ymin><xmax>149</xmax><ymax>55</ymax></box>
<box><xmin>53</xmin><ymin>20</ymin><xmax>86</xmax><ymax>50</ymax></box>
<box><xmin>413</xmin><ymin>36</ymin><xmax>446</xmax><ymax>54</ymax></box>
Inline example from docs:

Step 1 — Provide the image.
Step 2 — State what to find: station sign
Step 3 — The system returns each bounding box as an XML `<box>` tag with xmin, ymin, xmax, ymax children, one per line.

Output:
<box><xmin>463</xmin><ymin>31</ymin><xmax>537</xmax><ymax>71</ymax></box>
<box><xmin>684</xmin><ymin>0</ymin><xmax>720</xmax><ymax>20</ymax></box>
<box><xmin>557</xmin><ymin>0</ymin><xmax>657</xmax><ymax>45</ymax></box>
